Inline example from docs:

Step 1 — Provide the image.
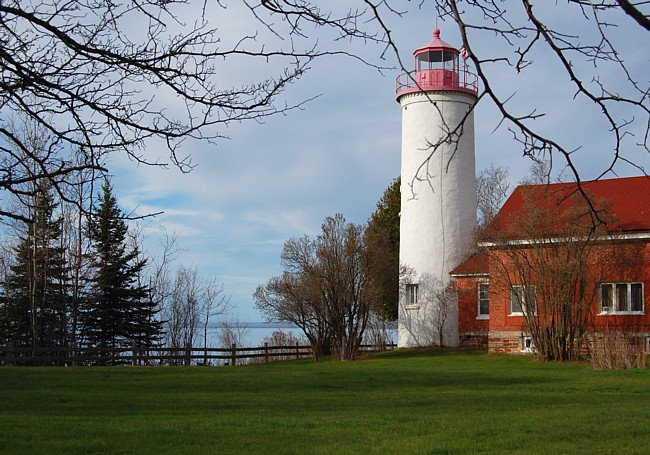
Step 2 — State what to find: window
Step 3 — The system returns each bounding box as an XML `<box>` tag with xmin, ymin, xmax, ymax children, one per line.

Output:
<box><xmin>521</xmin><ymin>335</ymin><xmax>535</xmax><ymax>353</ymax></box>
<box><xmin>477</xmin><ymin>282</ymin><xmax>489</xmax><ymax>319</ymax></box>
<box><xmin>509</xmin><ymin>285</ymin><xmax>536</xmax><ymax>316</ymax></box>
<box><xmin>406</xmin><ymin>284</ymin><xmax>419</xmax><ymax>306</ymax></box>
<box><xmin>599</xmin><ymin>282</ymin><xmax>644</xmax><ymax>314</ymax></box>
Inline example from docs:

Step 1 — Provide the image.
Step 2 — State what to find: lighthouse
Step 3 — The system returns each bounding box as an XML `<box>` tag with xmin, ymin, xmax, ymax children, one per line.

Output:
<box><xmin>396</xmin><ymin>28</ymin><xmax>478</xmax><ymax>347</ymax></box>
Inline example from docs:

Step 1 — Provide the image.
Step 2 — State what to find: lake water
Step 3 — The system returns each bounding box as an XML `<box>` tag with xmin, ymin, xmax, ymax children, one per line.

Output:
<box><xmin>204</xmin><ymin>322</ymin><xmax>397</xmax><ymax>348</ymax></box>
<box><xmin>204</xmin><ymin>322</ymin><xmax>300</xmax><ymax>347</ymax></box>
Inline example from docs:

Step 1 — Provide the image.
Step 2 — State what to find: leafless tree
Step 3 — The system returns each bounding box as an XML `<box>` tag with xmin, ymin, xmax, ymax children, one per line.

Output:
<box><xmin>363</xmin><ymin>313</ymin><xmax>394</xmax><ymax>350</ymax></box>
<box><xmin>477</xmin><ymin>164</ymin><xmax>510</xmax><ymax>228</ymax></box>
<box><xmin>200</xmin><ymin>275</ymin><xmax>232</xmax><ymax>362</ymax></box>
<box><xmin>5</xmin><ymin>2</ymin><xmax>640</xmax><ymax>224</ymax></box>
<box><xmin>255</xmin><ymin>214</ymin><xmax>375</xmax><ymax>360</ymax></box>
<box><xmin>423</xmin><ymin>1</ymin><xmax>647</xmax><ymax>212</ymax></box>
<box><xmin>256</xmin><ymin>2</ymin><xmax>647</xmax><ymax>211</ymax></box>
<box><xmin>156</xmin><ymin>259</ymin><xmax>231</xmax><ymax>359</ymax></box>
<box><xmin>218</xmin><ymin>317</ymin><xmax>250</xmax><ymax>365</ymax></box>
<box><xmin>254</xmin><ymin>269</ymin><xmax>333</xmax><ymax>359</ymax></box>
<box><xmin>259</xmin><ymin>330</ymin><xmax>305</xmax><ymax>362</ymax></box>
<box><xmin>146</xmin><ymin>227</ymin><xmax>180</xmax><ymax>323</ymax></box>
<box><xmin>59</xmin><ymin>150</ymin><xmax>99</xmax><ymax>351</ymax></box>
<box><xmin>429</xmin><ymin>280</ymin><xmax>457</xmax><ymax>347</ymax></box>
<box><xmin>163</xmin><ymin>265</ymin><xmax>202</xmax><ymax>351</ymax></box>
<box><xmin>482</xmin><ymin>185</ymin><xmax>620</xmax><ymax>361</ymax></box>
<box><xmin>0</xmin><ymin>2</ymin><xmax>389</xmax><ymax>222</ymax></box>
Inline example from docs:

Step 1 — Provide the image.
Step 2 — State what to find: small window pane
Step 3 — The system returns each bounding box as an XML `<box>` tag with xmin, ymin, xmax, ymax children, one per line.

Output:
<box><xmin>616</xmin><ymin>284</ymin><xmax>628</xmax><ymax>312</ymax></box>
<box><xmin>407</xmin><ymin>284</ymin><xmax>419</xmax><ymax>305</ymax></box>
<box><xmin>510</xmin><ymin>287</ymin><xmax>523</xmax><ymax>314</ymax></box>
<box><xmin>601</xmin><ymin>284</ymin><xmax>613</xmax><ymax>312</ymax></box>
<box><xmin>478</xmin><ymin>283</ymin><xmax>489</xmax><ymax>316</ymax></box>
<box><xmin>631</xmin><ymin>283</ymin><xmax>643</xmax><ymax>312</ymax></box>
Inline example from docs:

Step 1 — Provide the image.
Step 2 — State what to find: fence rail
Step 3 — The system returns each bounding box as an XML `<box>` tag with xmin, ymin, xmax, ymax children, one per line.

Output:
<box><xmin>0</xmin><ymin>342</ymin><xmax>396</xmax><ymax>366</ymax></box>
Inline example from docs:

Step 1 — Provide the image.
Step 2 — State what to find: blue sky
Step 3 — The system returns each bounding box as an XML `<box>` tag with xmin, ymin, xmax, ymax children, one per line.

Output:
<box><xmin>109</xmin><ymin>2</ymin><xmax>649</xmax><ymax>322</ymax></box>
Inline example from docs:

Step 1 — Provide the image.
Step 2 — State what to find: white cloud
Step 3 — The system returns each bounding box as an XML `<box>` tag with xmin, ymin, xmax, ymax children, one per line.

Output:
<box><xmin>97</xmin><ymin>4</ymin><xmax>649</xmax><ymax>322</ymax></box>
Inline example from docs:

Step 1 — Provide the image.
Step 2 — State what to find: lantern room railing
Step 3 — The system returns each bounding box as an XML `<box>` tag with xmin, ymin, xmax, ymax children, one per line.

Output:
<box><xmin>396</xmin><ymin>68</ymin><xmax>478</xmax><ymax>98</ymax></box>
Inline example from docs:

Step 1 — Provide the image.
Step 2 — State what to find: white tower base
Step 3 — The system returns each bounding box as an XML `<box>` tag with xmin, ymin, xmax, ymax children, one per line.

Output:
<box><xmin>397</xmin><ymin>90</ymin><xmax>477</xmax><ymax>348</ymax></box>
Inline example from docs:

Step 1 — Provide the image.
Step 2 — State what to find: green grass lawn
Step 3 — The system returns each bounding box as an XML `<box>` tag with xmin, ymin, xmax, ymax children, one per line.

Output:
<box><xmin>0</xmin><ymin>349</ymin><xmax>648</xmax><ymax>454</ymax></box>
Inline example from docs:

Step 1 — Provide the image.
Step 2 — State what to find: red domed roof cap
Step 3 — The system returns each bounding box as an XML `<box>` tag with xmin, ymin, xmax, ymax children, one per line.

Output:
<box><xmin>413</xmin><ymin>28</ymin><xmax>459</xmax><ymax>56</ymax></box>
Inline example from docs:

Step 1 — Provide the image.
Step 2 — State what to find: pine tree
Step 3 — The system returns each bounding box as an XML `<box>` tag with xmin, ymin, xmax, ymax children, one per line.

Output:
<box><xmin>83</xmin><ymin>181</ymin><xmax>161</xmax><ymax>357</ymax></box>
<box><xmin>0</xmin><ymin>184</ymin><xmax>70</xmax><ymax>348</ymax></box>
<box><xmin>365</xmin><ymin>177</ymin><xmax>401</xmax><ymax>320</ymax></box>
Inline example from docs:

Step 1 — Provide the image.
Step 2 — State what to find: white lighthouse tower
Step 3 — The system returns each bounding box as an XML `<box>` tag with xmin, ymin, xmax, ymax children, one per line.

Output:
<box><xmin>396</xmin><ymin>28</ymin><xmax>478</xmax><ymax>347</ymax></box>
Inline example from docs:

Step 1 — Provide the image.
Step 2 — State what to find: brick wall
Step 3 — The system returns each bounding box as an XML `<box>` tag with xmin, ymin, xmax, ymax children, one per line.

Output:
<box><xmin>456</xmin><ymin>275</ymin><xmax>489</xmax><ymax>334</ymax></box>
<box><xmin>488</xmin><ymin>331</ymin><xmax>527</xmax><ymax>354</ymax></box>
<box><xmin>459</xmin><ymin>331</ymin><xmax>488</xmax><ymax>348</ymax></box>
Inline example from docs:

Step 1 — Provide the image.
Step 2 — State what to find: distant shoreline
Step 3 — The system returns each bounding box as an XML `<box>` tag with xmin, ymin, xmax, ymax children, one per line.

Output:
<box><xmin>208</xmin><ymin>321</ymin><xmax>299</xmax><ymax>330</ymax></box>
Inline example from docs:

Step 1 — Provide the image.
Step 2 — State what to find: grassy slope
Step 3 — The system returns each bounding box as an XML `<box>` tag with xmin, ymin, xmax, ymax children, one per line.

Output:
<box><xmin>0</xmin><ymin>349</ymin><xmax>648</xmax><ymax>454</ymax></box>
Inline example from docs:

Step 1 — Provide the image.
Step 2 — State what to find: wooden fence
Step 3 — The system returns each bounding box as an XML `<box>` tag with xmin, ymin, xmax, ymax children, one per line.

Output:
<box><xmin>0</xmin><ymin>342</ymin><xmax>396</xmax><ymax>366</ymax></box>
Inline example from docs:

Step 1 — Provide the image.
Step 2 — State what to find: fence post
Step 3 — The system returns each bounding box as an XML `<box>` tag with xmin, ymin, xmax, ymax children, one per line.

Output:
<box><xmin>264</xmin><ymin>342</ymin><xmax>269</xmax><ymax>363</ymax></box>
<box><xmin>295</xmin><ymin>341</ymin><xmax>299</xmax><ymax>360</ymax></box>
<box><xmin>132</xmin><ymin>342</ymin><xmax>138</xmax><ymax>366</ymax></box>
<box><xmin>2</xmin><ymin>344</ymin><xmax>9</xmax><ymax>366</ymax></box>
<box><xmin>184</xmin><ymin>343</ymin><xmax>192</xmax><ymax>366</ymax></box>
<box><xmin>230</xmin><ymin>343</ymin><xmax>236</xmax><ymax>366</ymax></box>
<box><xmin>71</xmin><ymin>342</ymin><xmax>78</xmax><ymax>367</ymax></box>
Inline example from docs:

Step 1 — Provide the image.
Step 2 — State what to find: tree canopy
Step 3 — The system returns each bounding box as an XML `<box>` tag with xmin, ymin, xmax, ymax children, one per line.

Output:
<box><xmin>255</xmin><ymin>214</ymin><xmax>375</xmax><ymax>360</ymax></box>
<box><xmin>366</xmin><ymin>177</ymin><xmax>400</xmax><ymax>320</ymax></box>
<box><xmin>83</xmin><ymin>181</ymin><xmax>161</xmax><ymax>352</ymax></box>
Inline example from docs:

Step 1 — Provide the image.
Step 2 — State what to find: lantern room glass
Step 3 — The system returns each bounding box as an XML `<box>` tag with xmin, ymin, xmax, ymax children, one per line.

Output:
<box><xmin>416</xmin><ymin>50</ymin><xmax>458</xmax><ymax>73</ymax></box>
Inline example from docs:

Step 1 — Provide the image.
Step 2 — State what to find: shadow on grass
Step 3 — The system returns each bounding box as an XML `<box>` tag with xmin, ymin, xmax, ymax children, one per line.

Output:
<box><xmin>373</xmin><ymin>347</ymin><xmax>488</xmax><ymax>359</ymax></box>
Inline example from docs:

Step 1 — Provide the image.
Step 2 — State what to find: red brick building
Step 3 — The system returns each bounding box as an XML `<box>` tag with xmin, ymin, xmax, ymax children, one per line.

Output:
<box><xmin>452</xmin><ymin>176</ymin><xmax>650</xmax><ymax>355</ymax></box>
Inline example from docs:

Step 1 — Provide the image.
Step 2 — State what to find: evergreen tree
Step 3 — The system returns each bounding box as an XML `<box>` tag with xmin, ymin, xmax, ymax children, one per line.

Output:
<box><xmin>365</xmin><ymin>177</ymin><xmax>400</xmax><ymax>320</ymax></box>
<box><xmin>0</xmin><ymin>185</ymin><xmax>70</xmax><ymax>348</ymax></box>
<box><xmin>83</xmin><ymin>181</ymin><xmax>161</xmax><ymax>356</ymax></box>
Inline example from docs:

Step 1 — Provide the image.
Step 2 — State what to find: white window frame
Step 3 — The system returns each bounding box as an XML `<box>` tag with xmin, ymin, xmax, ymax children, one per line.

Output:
<box><xmin>477</xmin><ymin>281</ymin><xmax>489</xmax><ymax>320</ymax></box>
<box><xmin>509</xmin><ymin>285</ymin><xmax>537</xmax><ymax>316</ymax></box>
<box><xmin>406</xmin><ymin>283</ymin><xmax>419</xmax><ymax>306</ymax></box>
<box><xmin>598</xmin><ymin>282</ymin><xmax>644</xmax><ymax>315</ymax></box>
<box><xmin>521</xmin><ymin>335</ymin><xmax>535</xmax><ymax>353</ymax></box>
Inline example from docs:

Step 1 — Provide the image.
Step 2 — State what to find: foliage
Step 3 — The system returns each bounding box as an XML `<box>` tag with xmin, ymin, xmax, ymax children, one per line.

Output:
<box><xmin>366</xmin><ymin>177</ymin><xmax>400</xmax><ymax>321</ymax></box>
<box><xmin>0</xmin><ymin>120</ymin><xmax>230</xmax><ymax>358</ymax></box>
<box><xmin>0</xmin><ymin>184</ymin><xmax>69</xmax><ymax>348</ymax></box>
<box><xmin>0</xmin><ymin>350</ymin><xmax>648</xmax><ymax>454</ymax></box>
<box><xmin>83</xmin><ymin>181</ymin><xmax>161</xmax><ymax>353</ymax></box>
<box><xmin>482</xmin><ymin>185</ymin><xmax>616</xmax><ymax>361</ymax></box>
<box><xmin>255</xmin><ymin>214</ymin><xmax>375</xmax><ymax>360</ymax></box>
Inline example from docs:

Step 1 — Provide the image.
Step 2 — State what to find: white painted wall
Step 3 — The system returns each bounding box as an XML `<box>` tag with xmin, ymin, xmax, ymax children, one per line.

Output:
<box><xmin>397</xmin><ymin>90</ymin><xmax>477</xmax><ymax>348</ymax></box>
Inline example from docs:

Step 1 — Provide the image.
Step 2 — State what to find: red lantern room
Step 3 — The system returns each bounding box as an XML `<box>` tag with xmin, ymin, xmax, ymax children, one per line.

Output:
<box><xmin>396</xmin><ymin>28</ymin><xmax>477</xmax><ymax>100</ymax></box>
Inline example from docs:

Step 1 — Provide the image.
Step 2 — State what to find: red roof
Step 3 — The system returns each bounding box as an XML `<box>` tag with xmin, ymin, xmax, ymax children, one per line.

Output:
<box><xmin>450</xmin><ymin>251</ymin><xmax>489</xmax><ymax>277</ymax></box>
<box><xmin>452</xmin><ymin>176</ymin><xmax>650</xmax><ymax>277</ymax></box>
<box><xmin>413</xmin><ymin>28</ymin><xmax>458</xmax><ymax>55</ymax></box>
<box><xmin>492</xmin><ymin>176</ymin><xmax>650</xmax><ymax>235</ymax></box>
